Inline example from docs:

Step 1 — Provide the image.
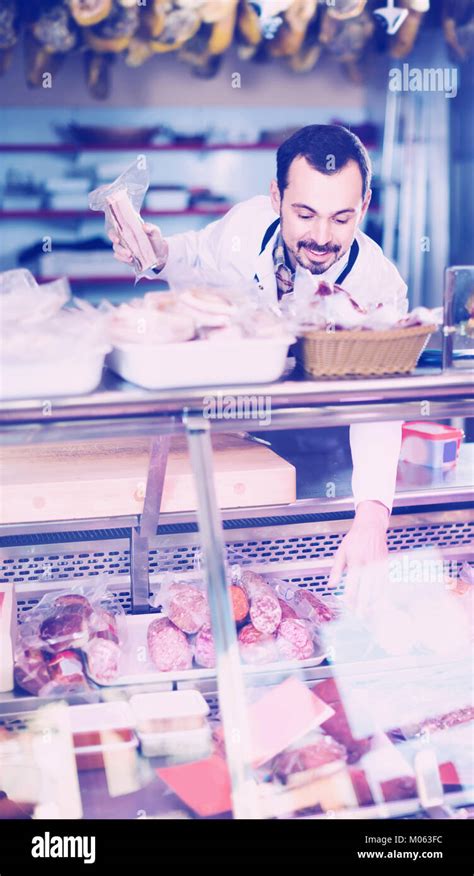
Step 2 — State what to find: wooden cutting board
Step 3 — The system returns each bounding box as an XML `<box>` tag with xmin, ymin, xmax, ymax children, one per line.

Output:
<box><xmin>0</xmin><ymin>434</ymin><xmax>296</xmax><ymax>524</ymax></box>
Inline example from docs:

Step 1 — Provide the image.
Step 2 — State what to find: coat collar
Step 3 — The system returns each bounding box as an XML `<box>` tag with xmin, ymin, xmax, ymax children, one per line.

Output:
<box><xmin>253</xmin><ymin>219</ymin><xmax>281</xmax><ymax>303</ymax></box>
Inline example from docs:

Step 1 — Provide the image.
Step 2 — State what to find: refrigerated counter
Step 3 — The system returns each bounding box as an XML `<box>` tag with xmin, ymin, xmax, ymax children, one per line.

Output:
<box><xmin>0</xmin><ymin>368</ymin><xmax>473</xmax><ymax>820</ymax></box>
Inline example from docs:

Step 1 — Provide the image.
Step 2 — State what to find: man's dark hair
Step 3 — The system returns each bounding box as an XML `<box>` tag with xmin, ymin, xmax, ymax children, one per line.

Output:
<box><xmin>276</xmin><ymin>124</ymin><xmax>372</xmax><ymax>199</ymax></box>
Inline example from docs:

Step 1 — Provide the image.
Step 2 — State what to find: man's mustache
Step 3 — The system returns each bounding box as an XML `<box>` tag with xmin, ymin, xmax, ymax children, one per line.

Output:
<box><xmin>298</xmin><ymin>241</ymin><xmax>341</xmax><ymax>255</ymax></box>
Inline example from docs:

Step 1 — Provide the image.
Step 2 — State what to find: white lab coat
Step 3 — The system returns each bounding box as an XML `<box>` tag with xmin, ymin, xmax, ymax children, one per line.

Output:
<box><xmin>159</xmin><ymin>195</ymin><xmax>408</xmax><ymax>512</ymax></box>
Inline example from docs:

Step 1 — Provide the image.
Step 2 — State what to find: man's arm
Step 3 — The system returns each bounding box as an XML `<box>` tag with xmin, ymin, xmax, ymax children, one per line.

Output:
<box><xmin>328</xmin><ymin>421</ymin><xmax>401</xmax><ymax>587</ymax></box>
<box><xmin>109</xmin><ymin>214</ymin><xmax>227</xmax><ymax>277</ymax></box>
<box><xmin>328</xmin><ymin>269</ymin><xmax>407</xmax><ymax>588</ymax></box>
<box><xmin>349</xmin><ymin>420</ymin><xmax>403</xmax><ymax>514</ymax></box>
<box><xmin>108</xmin><ymin>196</ymin><xmax>273</xmax><ymax>280</ymax></box>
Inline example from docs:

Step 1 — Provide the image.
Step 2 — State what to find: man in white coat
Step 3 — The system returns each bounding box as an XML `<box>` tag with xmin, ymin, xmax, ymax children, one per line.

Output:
<box><xmin>110</xmin><ymin>124</ymin><xmax>407</xmax><ymax>598</ymax></box>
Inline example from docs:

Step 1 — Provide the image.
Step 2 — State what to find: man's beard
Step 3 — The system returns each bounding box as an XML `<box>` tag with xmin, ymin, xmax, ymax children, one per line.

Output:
<box><xmin>295</xmin><ymin>240</ymin><xmax>343</xmax><ymax>275</ymax></box>
<box><xmin>280</xmin><ymin>217</ymin><xmax>344</xmax><ymax>275</ymax></box>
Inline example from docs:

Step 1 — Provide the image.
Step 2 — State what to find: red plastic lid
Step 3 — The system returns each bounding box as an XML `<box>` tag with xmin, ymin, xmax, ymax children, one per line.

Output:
<box><xmin>402</xmin><ymin>422</ymin><xmax>464</xmax><ymax>441</ymax></box>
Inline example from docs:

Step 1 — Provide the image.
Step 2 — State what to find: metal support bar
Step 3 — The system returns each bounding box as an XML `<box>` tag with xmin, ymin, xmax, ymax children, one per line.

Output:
<box><xmin>140</xmin><ymin>435</ymin><xmax>170</xmax><ymax>539</ymax></box>
<box><xmin>184</xmin><ymin>413</ymin><xmax>261</xmax><ymax>820</ymax></box>
<box><xmin>442</xmin><ymin>267</ymin><xmax>457</xmax><ymax>370</ymax></box>
<box><xmin>1</xmin><ymin>397</ymin><xmax>473</xmax><ymax>441</ymax></box>
<box><xmin>130</xmin><ymin>435</ymin><xmax>170</xmax><ymax>613</ymax></box>
<box><xmin>130</xmin><ymin>528</ymin><xmax>150</xmax><ymax>614</ymax></box>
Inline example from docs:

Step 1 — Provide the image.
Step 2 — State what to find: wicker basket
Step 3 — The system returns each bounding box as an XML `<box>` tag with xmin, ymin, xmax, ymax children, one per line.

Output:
<box><xmin>296</xmin><ymin>324</ymin><xmax>436</xmax><ymax>378</ymax></box>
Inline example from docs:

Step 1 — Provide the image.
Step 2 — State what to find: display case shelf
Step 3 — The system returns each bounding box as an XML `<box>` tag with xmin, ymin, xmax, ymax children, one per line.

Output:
<box><xmin>0</xmin><ymin>142</ymin><xmax>283</xmax><ymax>153</ymax></box>
<box><xmin>0</xmin><ymin>207</ymin><xmax>230</xmax><ymax>220</ymax></box>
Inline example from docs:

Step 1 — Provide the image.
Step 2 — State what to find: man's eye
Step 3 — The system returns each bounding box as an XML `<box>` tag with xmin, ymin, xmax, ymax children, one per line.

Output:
<box><xmin>298</xmin><ymin>214</ymin><xmax>313</xmax><ymax>220</ymax></box>
<box><xmin>334</xmin><ymin>218</ymin><xmax>350</xmax><ymax>225</ymax></box>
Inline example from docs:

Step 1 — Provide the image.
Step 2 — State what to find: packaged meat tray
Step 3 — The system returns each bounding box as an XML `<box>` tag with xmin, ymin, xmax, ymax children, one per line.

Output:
<box><xmin>130</xmin><ymin>690</ymin><xmax>211</xmax><ymax>760</ymax></box>
<box><xmin>0</xmin><ymin>269</ymin><xmax>110</xmax><ymax>401</ymax></box>
<box><xmin>69</xmin><ymin>701</ymin><xmax>138</xmax><ymax>771</ymax></box>
<box><xmin>85</xmin><ymin>612</ymin><xmax>326</xmax><ymax>687</ymax></box>
<box><xmin>105</xmin><ymin>284</ymin><xmax>294</xmax><ymax>389</ymax></box>
<box><xmin>107</xmin><ymin>335</ymin><xmax>292</xmax><ymax>389</ymax></box>
<box><xmin>14</xmin><ymin>582</ymin><xmax>125</xmax><ymax>696</ymax></box>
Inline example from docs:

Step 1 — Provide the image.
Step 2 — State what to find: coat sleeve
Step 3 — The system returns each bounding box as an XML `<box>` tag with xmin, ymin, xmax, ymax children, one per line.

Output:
<box><xmin>158</xmin><ymin>212</ymin><xmax>232</xmax><ymax>280</ymax></box>
<box><xmin>157</xmin><ymin>196</ymin><xmax>273</xmax><ymax>282</ymax></box>
<box><xmin>349</xmin><ymin>420</ymin><xmax>403</xmax><ymax>513</ymax></box>
<box><xmin>349</xmin><ymin>243</ymin><xmax>407</xmax><ymax>513</ymax></box>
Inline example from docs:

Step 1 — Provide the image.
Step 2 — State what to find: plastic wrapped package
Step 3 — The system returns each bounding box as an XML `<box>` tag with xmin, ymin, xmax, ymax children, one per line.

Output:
<box><xmin>165</xmin><ymin>265</ymin><xmax>291</xmax><ymax>340</ymax></box>
<box><xmin>158</xmin><ymin>576</ymin><xmax>211</xmax><ymax>635</ymax></box>
<box><xmin>312</xmin><ymin>551</ymin><xmax>474</xmax><ymax>743</ymax></box>
<box><xmin>150</xmin><ymin>569</ymin><xmax>324</xmax><ymax>670</ymax></box>
<box><xmin>14</xmin><ymin>581</ymin><xmax>125</xmax><ymax>696</ymax></box>
<box><xmin>238</xmin><ymin>569</ymin><xmax>282</xmax><ymax>634</ymax></box>
<box><xmin>0</xmin><ymin>269</ymin><xmax>111</xmax><ymax>400</ymax></box>
<box><xmin>70</xmin><ymin>701</ymin><xmax>138</xmax><ymax>771</ymax></box>
<box><xmin>0</xmin><ymin>269</ymin><xmax>69</xmax><ymax>325</ymax></box>
<box><xmin>147</xmin><ymin>618</ymin><xmax>194</xmax><ymax>672</ymax></box>
<box><xmin>238</xmin><ymin>624</ymin><xmax>279</xmax><ymax>665</ymax></box>
<box><xmin>130</xmin><ymin>690</ymin><xmax>211</xmax><ymax>760</ymax></box>
<box><xmin>284</xmin><ymin>276</ymin><xmax>441</xmax><ymax>333</ymax></box>
<box><xmin>107</xmin><ymin>291</ymin><xmax>196</xmax><ymax>346</ymax></box>
<box><xmin>151</xmin><ymin>577</ymin><xmax>210</xmax><ymax>670</ymax></box>
<box><xmin>229</xmin><ymin>567</ymin><xmax>325</xmax><ymax>665</ymax></box>
<box><xmin>0</xmin><ymin>298</ymin><xmax>111</xmax><ymax>401</ymax></box>
<box><xmin>89</xmin><ymin>156</ymin><xmax>159</xmax><ymax>278</ymax></box>
<box><xmin>106</xmin><ymin>270</ymin><xmax>294</xmax><ymax>388</ymax></box>
<box><xmin>271</xmin><ymin>730</ymin><xmax>348</xmax><ymax>783</ymax></box>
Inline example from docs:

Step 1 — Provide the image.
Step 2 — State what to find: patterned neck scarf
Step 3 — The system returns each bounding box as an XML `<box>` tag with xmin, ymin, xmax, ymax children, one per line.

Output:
<box><xmin>272</xmin><ymin>230</ymin><xmax>295</xmax><ymax>299</ymax></box>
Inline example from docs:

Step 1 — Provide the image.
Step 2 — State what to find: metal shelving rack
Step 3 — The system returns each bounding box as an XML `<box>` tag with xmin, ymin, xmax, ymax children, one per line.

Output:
<box><xmin>1</xmin><ymin>367</ymin><xmax>473</xmax><ymax>819</ymax></box>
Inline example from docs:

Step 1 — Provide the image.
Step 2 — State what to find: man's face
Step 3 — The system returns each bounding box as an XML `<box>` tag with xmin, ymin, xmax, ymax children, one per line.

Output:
<box><xmin>270</xmin><ymin>156</ymin><xmax>371</xmax><ymax>275</ymax></box>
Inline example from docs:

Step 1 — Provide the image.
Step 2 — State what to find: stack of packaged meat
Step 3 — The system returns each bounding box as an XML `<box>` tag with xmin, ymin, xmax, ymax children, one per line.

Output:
<box><xmin>0</xmin><ymin>268</ymin><xmax>111</xmax><ymax>400</ymax></box>
<box><xmin>147</xmin><ymin>569</ymin><xmax>336</xmax><ymax>673</ymax></box>
<box><xmin>107</xmin><ymin>285</ymin><xmax>290</xmax><ymax>348</ymax></box>
<box><xmin>14</xmin><ymin>582</ymin><xmax>124</xmax><ymax>696</ymax></box>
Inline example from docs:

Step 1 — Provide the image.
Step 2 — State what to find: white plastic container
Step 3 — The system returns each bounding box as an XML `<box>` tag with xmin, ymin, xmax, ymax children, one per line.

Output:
<box><xmin>107</xmin><ymin>336</ymin><xmax>293</xmax><ymax>390</ymax></box>
<box><xmin>130</xmin><ymin>690</ymin><xmax>211</xmax><ymax>760</ymax></box>
<box><xmin>69</xmin><ymin>701</ymin><xmax>137</xmax><ymax>770</ymax></box>
<box><xmin>0</xmin><ymin>352</ymin><xmax>105</xmax><ymax>401</ymax></box>
<box><xmin>400</xmin><ymin>421</ymin><xmax>464</xmax><ymax>468</ymax></box>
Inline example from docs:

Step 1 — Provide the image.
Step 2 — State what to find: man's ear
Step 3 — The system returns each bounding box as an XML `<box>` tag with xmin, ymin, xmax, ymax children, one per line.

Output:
<box><xmin>269</xmin><ymin>178</ymin><xmax>281</xmax><ymax>214</ymax></box>
<box><xmin>359</xmin><ymin>188</ymin><xmax>372</xmax><ymax>224</ymax></box>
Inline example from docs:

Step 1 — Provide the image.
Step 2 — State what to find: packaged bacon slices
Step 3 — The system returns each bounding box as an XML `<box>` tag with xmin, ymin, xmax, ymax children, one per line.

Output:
<box><xmin>14</xmin><ymin>580</ymin><xmax>125</xmax><ymax>696</ymax></box>
<box><xmin>88</xmin><ymin>155</ymin><xmax>159</xmax><ymax>279</ymax></box>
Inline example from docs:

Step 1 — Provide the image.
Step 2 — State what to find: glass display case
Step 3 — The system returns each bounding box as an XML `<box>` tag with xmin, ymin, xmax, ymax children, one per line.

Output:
<box><xmin>0</xmin><ymin>368</ymin><xmax>473</xmax><ymax>821</ymax></box>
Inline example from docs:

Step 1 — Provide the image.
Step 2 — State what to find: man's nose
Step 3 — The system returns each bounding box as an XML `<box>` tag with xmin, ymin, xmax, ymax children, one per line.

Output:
<box><xmin>310</xmin><ymin>217</ymin><xmax>332</xmax><ymax>246</ymax></box>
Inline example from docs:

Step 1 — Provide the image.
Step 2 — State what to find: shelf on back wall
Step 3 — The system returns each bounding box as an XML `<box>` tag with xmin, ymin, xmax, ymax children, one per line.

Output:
<box><xmin>0</xmin><ymin>207</ymin><xmax>231</xmax><ymax>219</ymax></box>
<box><xmin>0</xmin><ymin>141</ymin><xmax>380</xmax><ymax>154</ymax></box>
<box><xmin>37</xmin><ymin>275</ymin><xmax>165</xmax><ymax>285</ymax></box>
<box><xmin>0</xmin><ymin>142</ymin><xmax>284</xmax><ymax>153</ymax></box>
<box><xmin>0</xmin><ymin>205</ymin><xmax>380</xmax><ymax>220</ymax></box>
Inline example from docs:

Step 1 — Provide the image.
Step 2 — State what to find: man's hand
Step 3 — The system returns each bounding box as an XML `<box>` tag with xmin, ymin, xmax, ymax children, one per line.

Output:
<box><xmin>328</xmin><ymin>500</ymin><xmax>390</xmax><ymax>616</ymax></box>
<box><xmin>108</xmin><ymin>222</ymin><xmax>168</xmax><ymax>271</ymax></box>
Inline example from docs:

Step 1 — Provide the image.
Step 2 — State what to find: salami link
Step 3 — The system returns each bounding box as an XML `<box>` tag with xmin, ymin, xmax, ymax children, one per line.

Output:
<box><xmin>147</xmin><ymin>617</ymin><xmax>193</xmax><ymax>672</ymax></box>
<box><xmin>238</xmin><ymin>624</ymin><xmax>278</xmax><ymax>665</ymax></box>
<box><xmin>167</xmin><ymin>583</ymin><xmax>210</xmax><ymax>634</ymax></box>
<box><xmin>276</xmin><ymin>618</ymin><xmax>314</xmax><ymax>661</ymax></box>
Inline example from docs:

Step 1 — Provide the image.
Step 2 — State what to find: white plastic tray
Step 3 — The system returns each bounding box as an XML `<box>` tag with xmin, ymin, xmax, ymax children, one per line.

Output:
<box><xmin>85</xmin><ymin>614</ymin><xmax>327</xmax><ymax>687</ymax></box>
<box><xmin>106</xmin><ymin>336</ymin><xmax>293</xmax><ymax>390</ymax></box>
<box><xmin>0</xmin><ymin>352</ymin><xmax>106</xmax><ymax>401</ymax></box>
